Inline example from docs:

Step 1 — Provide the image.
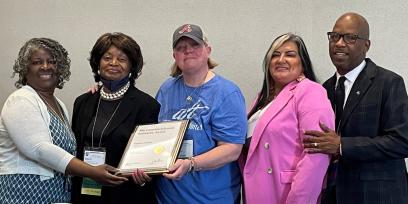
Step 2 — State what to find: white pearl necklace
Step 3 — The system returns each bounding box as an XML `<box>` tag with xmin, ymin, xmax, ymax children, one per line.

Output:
<box><xmin>100</xmin><ymin>81</ymin><xmax>130</xmax><ymax>101</ymax></box>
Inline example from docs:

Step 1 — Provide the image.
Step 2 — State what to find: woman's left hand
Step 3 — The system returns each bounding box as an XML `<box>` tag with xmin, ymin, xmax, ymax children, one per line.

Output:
<box><xmin>86</xmin><ymin>84</ymin><xmax>99</xmax><ymax>94</ymax></box>
<box><xmin>162</xmin><ymin>159</ymin><xmax>190</xmax><ymax>180</ymax></box>
<box><xmin>89</xmin><ymin>164</ymin><xmax>128</xmax><ymax>186</ymax></box>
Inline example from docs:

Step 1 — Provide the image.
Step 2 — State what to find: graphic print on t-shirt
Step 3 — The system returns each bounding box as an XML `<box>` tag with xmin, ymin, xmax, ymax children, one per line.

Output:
<box><xmin>171</xmin><ymin>100</ymin><xmax>209</xmax><ymax>131</ymax></box>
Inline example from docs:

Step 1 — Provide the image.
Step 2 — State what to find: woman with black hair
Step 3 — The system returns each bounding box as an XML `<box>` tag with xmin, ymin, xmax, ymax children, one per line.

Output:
<box><xmin>71</xmin><ymin>32</ymin><xmax>160</xmax><ymax>204</ymax></box>
<box><xmin>241</xmin><ymin>33</ymin><xmax>335</xmax><ymax>204</ymax></box>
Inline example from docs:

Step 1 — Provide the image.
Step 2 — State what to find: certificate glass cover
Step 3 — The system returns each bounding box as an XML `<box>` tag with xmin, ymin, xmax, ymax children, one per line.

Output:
<box><xmin>117</xmin><ymin>120</ymin><xmax>189</xmax><ymax>175</ymax></box>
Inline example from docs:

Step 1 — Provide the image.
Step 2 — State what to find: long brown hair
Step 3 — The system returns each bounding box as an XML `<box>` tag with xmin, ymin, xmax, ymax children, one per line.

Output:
<box><xmin>248</xmin><ymin>33</ymin><xmax>316</xmax><ymax>118</ymax></box>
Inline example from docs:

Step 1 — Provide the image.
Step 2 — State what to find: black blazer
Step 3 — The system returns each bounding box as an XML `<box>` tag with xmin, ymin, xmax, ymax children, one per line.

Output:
<box><xmin>71</xmin><ymin>86</ymin><xmax>160</xmax><ymax>204</ymax></box>
<box><xmin>323</xmin><ymin>59</ymin><xmax>408</xmax><ymax>204</ymax></box>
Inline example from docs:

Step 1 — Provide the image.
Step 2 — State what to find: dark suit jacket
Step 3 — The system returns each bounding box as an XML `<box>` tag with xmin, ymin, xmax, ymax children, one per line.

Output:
<box><xmin>71</xmin><ymin>86</ymin><xmax>160</xmax><ymax>204</ymax></box>
<box><xmin>323</xmin><ymin>58</ymin><xmax>408</xmax><ymax>204</ymax></box>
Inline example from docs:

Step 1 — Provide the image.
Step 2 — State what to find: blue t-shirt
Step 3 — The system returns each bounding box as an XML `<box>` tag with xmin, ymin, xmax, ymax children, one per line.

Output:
<box><xmin>155</xmin><ymin>74</ymin><xmax>247</xmax><ymax>204</ymax></box>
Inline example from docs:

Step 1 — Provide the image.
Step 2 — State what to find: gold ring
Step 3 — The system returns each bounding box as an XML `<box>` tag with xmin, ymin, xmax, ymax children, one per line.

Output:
<box><xmin>313</xmin><ymin>142</ymin><xmax>318</xmax><ymax>147</ymax></box>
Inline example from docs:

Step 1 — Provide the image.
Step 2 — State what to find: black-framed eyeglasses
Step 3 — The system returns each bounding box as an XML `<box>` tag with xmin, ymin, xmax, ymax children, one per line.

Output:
<box><xmin>327</xmin><ymin>32</ymin><xmax>367</xmax><ymax>44</ymax></box>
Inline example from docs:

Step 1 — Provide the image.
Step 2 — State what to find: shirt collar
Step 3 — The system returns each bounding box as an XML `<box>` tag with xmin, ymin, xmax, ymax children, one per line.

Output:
<box><xmin>336</xmin><ymin>60</ymin><xmax>366</xmax><ymax>84</ymax></box>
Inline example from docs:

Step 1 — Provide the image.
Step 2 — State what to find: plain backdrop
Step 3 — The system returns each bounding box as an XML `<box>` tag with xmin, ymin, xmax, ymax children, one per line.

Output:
<box><xmin>1</xmin><ymin>0</ymin><xmax>408</xmax><ymax>118</ymax></box>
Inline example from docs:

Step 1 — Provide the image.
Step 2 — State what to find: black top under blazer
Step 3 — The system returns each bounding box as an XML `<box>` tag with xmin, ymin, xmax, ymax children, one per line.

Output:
<box><xmin>71</xmin><ymin>85</ymin><xmax>160</xmax><ymax>204</ymax></box>
<box><xmin>323</xmin><ymin>58</ymin><xmax>408</xmax><ymax>204</ymax></box>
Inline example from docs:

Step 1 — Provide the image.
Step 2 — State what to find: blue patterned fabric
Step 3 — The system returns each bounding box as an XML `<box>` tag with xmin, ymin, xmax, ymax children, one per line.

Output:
<box><xmin>0</xmin><ymin>111</ymin><xmax>76</xmax><ymax>204</ymax></box>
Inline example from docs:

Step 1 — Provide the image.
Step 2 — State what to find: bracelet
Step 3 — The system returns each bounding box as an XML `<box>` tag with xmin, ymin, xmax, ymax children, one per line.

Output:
<box><xmin>187</xmin><ymin>157</ymin><xmax>194</xmax><ymax>172</ymax></box>
<box><xmin>189</xmin><ymin>156</ymin><xmax>201</xmax><ymax>172</ymax></box>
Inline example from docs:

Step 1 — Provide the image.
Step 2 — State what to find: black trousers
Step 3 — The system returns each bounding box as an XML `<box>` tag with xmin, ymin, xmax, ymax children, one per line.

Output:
<box><xmin>321</xmin><ymin>185</ymin><xmax>336</xmax><ymax>204</ymax></box>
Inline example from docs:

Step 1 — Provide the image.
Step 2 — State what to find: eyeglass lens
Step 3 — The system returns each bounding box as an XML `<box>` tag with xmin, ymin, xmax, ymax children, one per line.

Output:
<box><xmin>328</xmin><ymin>32</ymin><xmax>360</xmax><ymax>44</ymax></box>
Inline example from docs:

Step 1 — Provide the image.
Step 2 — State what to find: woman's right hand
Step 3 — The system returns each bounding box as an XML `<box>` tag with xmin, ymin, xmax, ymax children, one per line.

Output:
<box><xmin>90</xmin><ymin>164</ymin><xmax>128</xmax><ymax>186</ymax></box>
<box><xmin>162</xmin><ymin>159</ymin><xmax>191</xmax><ymax>180</ymax></box>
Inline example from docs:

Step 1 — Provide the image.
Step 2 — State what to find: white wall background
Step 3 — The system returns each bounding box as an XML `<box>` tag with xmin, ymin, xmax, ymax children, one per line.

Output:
<box><xmin>1</xmin><ymin>0</ymin><xmax>408</xmax><ymax>117</ymax></box>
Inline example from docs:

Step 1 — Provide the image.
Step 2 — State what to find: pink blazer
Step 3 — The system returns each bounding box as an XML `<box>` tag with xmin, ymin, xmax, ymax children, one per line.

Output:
<box><xmin>241</xmin><ymin>79</ymin><xmax>334</xmax><ymax>204</ymax></box>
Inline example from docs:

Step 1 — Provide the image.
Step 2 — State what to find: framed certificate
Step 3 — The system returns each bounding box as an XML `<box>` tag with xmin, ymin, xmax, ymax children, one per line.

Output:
<box><xmin>117</xmin><ymin>120</ymin><xmax>189</xmax><ymax>175</ymax></box>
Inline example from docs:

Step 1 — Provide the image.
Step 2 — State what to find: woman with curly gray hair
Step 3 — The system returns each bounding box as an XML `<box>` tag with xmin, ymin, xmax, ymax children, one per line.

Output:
<box><xmin>12</xmin><ymin>38</ymin><xmax>71</xmax><ymax>89</ymax></box>
<box><xmin>0</xmin><ymin>38</ymin><xmax>127</xmax><ymax>204</ymax></box>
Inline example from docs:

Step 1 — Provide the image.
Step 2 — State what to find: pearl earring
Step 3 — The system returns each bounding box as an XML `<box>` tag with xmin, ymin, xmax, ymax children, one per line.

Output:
<box><xmin>296</xmin><ymin>74</ymin><xmax>305</xmax><ymax>82</ymax></box>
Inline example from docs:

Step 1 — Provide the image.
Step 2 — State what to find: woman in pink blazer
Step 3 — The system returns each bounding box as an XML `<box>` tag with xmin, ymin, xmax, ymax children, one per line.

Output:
<box><xmin>241</xmin><ymin>33</ymin><xmax>335</xmax><ymax>204</ymax></box>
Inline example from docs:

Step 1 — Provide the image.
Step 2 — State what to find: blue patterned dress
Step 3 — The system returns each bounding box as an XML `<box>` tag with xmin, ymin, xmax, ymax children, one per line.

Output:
<box><xmin>0</xmin><ymin>111</ymin><xmax>76</xmax><ymax>204</ymax></box>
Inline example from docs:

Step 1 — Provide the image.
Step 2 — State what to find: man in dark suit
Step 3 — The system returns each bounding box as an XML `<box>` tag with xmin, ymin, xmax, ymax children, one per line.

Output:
<box><xmin>303</xmin><ymin>12</ymin><xmax>408</xmax><ymax>204</ymax></box>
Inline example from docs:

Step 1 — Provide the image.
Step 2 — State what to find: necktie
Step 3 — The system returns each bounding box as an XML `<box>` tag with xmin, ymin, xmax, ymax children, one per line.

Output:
<box><xmin>323</xmin><ymin>76</ymin><xmax>347</xmax><ymax>201</ymax></box>
<box><xmin>335</xmin><ymin>76</ymin><xmax>346</xmax><ymax>130</ymax></box>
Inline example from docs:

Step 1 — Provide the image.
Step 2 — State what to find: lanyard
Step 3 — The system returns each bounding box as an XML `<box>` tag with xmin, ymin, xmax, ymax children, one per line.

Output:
<box><xmin>91</xmin><ymin>97</ymin><xmax>122</xmax><ymax>147</ymax></box>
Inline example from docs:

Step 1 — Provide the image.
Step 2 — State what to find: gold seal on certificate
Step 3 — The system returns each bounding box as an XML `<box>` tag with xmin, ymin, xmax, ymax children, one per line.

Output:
<box><xmin>117</xmin><ymin>120</ymin><xmax>189</xmax><ymax>175</ymax></box>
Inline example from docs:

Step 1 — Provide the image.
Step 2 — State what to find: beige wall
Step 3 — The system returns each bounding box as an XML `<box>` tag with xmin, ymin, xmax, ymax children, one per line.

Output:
<box><xmin>1</xmin><ymin>0</ymin><xmax>408</xmax><ymax>117</ymax></box>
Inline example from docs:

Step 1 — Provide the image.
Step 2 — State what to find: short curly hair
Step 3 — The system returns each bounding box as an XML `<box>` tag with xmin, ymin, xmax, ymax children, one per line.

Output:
<box><xmin>12</xmin><ymin>38</ymin><xmax>71</xmax><ymax>89</ymax></box>
<box><xmin>89</xmin><ymin>32</ymin><xmax>143</xmax><ymax>85</ymax></box>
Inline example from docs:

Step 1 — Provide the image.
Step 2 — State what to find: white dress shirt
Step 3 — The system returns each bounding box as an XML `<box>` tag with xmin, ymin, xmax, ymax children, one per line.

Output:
<box><xmin>335</xmin><ymin>60</ymin><xmax>366</xmax><ymax>108</ymax></box>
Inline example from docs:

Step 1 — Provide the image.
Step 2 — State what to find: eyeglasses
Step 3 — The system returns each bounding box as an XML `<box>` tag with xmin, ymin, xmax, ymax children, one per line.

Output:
<box><xmin>327</xmin><ymin>32</ymin><xmax>367</xmax><ymax>44</ymax></box>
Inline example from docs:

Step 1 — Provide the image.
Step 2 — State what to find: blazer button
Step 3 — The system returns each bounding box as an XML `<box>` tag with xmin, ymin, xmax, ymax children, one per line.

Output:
<box><xmin>266</xmin><ymin>168</ymin><xmax>273</xmax><ymax>174</ymax></box>
<box><xmin>264</xmin><ymin>143</ymin><xmax>270</xmax><ymax>149</ymax></box>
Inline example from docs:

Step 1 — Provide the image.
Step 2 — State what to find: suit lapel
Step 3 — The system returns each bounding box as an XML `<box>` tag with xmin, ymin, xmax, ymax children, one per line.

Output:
<box><xmin>324</xmin><ymin>74</ymin><xmax>337</xmax><ymax>110</ymax></box>
<box><xmin>339</xmin><ymin>60</ymin><xmax>377</xmax><ymax>131</ymax></box>
<box><xmin>79</xmin><ymin>94</ymin><xmax>99</xmax><ymax>143</ymax></box>
<box><xmin>247</xmin><ymin>81</ymin><xmax>297</xmax><ymax>161</ymax></box>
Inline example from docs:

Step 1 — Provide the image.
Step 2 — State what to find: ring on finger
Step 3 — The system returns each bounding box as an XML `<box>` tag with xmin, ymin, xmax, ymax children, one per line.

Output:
<box><xmin>140</xmin><ymin>182</ymin><xmax>146</xmax><ymax>187</ymax></box>
<box><xmin>313</xmin><ymin>142</ymin><xmax>318</xmax><ymax>147</ymax></box>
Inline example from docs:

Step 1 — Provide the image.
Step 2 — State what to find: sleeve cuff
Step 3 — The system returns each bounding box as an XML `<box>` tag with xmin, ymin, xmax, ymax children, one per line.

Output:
<box><xmin>56</xmin><ymin>154</ymin><xmax>75</xmax><ymax>174</ymax></box>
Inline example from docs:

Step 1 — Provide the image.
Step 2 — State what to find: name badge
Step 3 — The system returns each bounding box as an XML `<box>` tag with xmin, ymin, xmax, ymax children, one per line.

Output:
<box><xmin>81</xmin><ymin>147</ymin><xmax>106</xmax><ymax>196</ymax></box>
<box><xmin>178</xmin><ymin>140</ymin><xmax>193</xmax><ymax>158</ymax></box>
